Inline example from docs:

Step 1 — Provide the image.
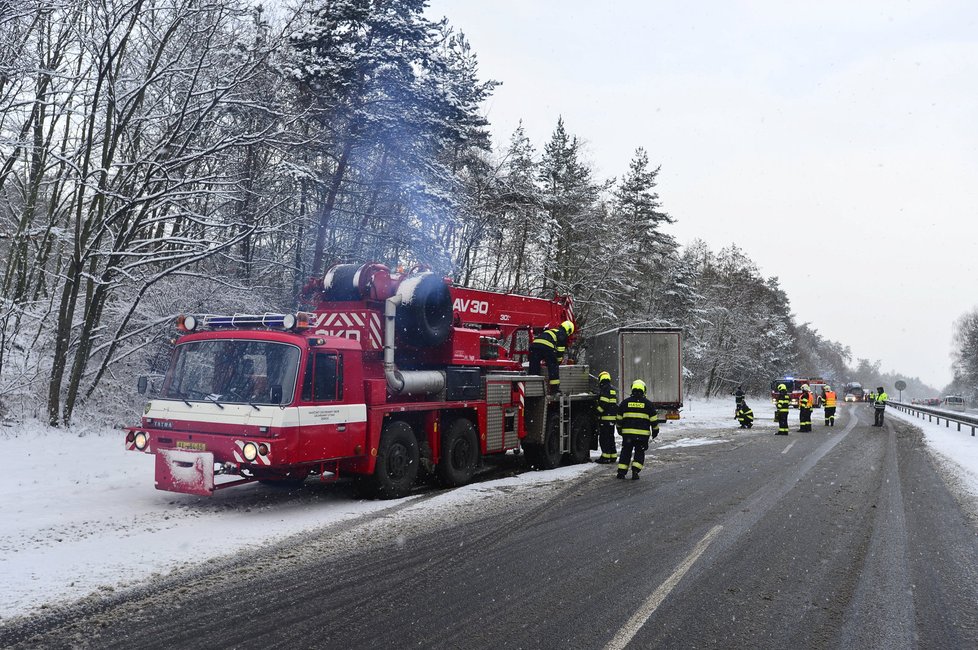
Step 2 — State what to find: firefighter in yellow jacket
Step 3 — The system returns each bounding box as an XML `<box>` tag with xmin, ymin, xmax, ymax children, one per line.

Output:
<box><xmin>798</xmin><ymin>383</ymin><xmax>813</xmax><ymax>432</ymax></box>
<box><xmin>823</xmin><ymin>385</ymin><xmax>838</xmax><ymax>427</ymax></box>
<box><xmin>616</xmin><ymin>379</ymin><xmax>659</xmax><ymax>480</ymax></box>
<box><xmin>775</xmin><ymin>383</ymin><xmax>790</xmax><ymax>435</ymax></box>
<box><xmin>528</xmin><ymin>320</ymin><xmax>574</xmax><ymax>395</ymax></box>
<box><xmin>595</xmin><ymin>371</ymin><xmax>618</xmax><ymax>463</ymax></box>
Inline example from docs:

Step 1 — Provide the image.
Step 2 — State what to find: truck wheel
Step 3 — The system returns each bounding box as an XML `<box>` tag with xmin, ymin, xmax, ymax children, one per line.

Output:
<box><xmin>368</xmin><ymin>421</ymin><xmax>419</xmax><ymax>499</ymax></box>
<box><xmin>526</xmin><ymin>414</ymin><xmax>562</xmax><ymax>470</ymax></box>
<box><xmin>438</xmin><ymin>417</ymin><xmax>480</xmax><ymax>487</ymax></box>
<box><xmin>566</xmin><ymin>412</ymin><xmax>593</xmax><ymax>465</ymax></box>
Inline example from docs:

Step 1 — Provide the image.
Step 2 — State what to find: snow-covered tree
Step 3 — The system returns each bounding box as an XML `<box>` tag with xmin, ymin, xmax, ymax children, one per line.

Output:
<box><xmin>287</xmin><ymin>1</ymin><xmax>496</xmax><ymax>276</ymax></box>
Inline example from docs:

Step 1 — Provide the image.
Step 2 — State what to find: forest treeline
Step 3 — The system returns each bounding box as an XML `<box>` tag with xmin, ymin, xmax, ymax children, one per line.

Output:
<box><xmin>0</xmin><ymin>0</ymin><xmax>921</xmax><ymax>425</ymax></box>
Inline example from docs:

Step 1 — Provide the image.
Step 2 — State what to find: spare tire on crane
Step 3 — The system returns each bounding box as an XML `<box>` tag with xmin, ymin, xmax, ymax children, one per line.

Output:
<box><xmin>322</xmin><ymin>264</ymin><xmax>363</xmax><ymax>301</ymax></box>
<box><xmin>395</xmin><ymin>272</ymin><xmax>452</xmax><ymax>348</ymax></box>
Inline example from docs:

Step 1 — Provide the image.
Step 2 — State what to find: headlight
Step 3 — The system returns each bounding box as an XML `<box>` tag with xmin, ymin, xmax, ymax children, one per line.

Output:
<box><xmin>176</xmin><ymin>314</ymin><xmax>198</xmax><ymax>332</ymax></box>
<box><xmin>134</xmin><ymin>432</ymin><xmax>148</xmax><ymax>450</ymax></box>
<box><xmin>242</xmin><ymin>442</ymin><xmax>258</xmax><ymax>462</ymax></box>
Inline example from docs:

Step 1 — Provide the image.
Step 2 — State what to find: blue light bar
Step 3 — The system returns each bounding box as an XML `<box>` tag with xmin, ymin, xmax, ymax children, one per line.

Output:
<box><xmin>199</xmin><ymin>313</ymin><xmax>298</xmax><ymax>330</ymax></box>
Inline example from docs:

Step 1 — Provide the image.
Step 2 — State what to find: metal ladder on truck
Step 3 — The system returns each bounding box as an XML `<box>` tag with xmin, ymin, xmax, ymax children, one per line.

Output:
<box><xmin>558</xmin><ymin>393</ymin><xmax>572</xmax><ymax>454</ymax></box>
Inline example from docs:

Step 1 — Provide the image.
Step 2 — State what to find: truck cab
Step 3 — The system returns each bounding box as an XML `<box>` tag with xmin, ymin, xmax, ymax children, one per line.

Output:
<box><xmin>128</xmin><ymin>316</ymin><xmax>371</xmax><ymax>495</ymax></box>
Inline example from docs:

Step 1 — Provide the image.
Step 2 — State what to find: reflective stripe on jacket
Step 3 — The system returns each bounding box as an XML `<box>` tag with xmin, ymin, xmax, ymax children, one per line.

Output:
<box><xmin>597</xmin><ymin>384</ymin><xmax>618</xmax><ymax>421</ymax></box>
<box><xmin>824</xmin><ymin>391</ymin><xmax>837</xmax><ymax>407</ymax></box>
<box><xmin>531</xmin><ymin>328</ymin><xmax>567</xmax><ymax>362</ymax></box>
<box><xmin>875</xmin><ymin>392</ymin><xmax>888</xmax><ymax>409</ymax></box>
<box><xmin>617</xmin><ymin>394</ymin><xmax>659</xmax><ymax>437</ymax></box>
<box><xmin>776</xmin><ymin>394</ymin><xmax>790</xmax><ymax>413</ymax></box>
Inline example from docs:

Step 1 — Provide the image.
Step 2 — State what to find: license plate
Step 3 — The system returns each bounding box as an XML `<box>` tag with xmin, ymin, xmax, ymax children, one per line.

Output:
<box><xmin>176</xmin><ymin>440</ymin><xmax>206</xmax><ymax>451</ymax></box>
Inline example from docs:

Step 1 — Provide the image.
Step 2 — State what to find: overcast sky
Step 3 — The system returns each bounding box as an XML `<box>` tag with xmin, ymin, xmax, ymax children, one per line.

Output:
<box><xmin>425</xmin><ymin>0</ymin><xmax>978</xmax><ymax>390</ymax></box>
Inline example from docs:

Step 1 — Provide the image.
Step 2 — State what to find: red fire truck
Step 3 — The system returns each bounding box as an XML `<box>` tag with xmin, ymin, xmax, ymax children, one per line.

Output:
<box><xmin>126</xmin><ymin>263</ymin><xmax>682</xmax><ymax>498</ymax></box>
<box><xmin>770</xmin><ymin>377</ymin><xmax>829</xmax><ymax>408</ymax></box>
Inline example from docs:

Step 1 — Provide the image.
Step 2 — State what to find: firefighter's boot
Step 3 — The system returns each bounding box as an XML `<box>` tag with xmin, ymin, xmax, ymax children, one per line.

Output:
<box><xmin>631</xmin><ymin>470</ymin><xmax>640</xmax><ymax>481</ymax></box>
<box><xmin>616</xmin><ymin>470</ymin><xmax>627</xmax><ymax>479</ymax></box>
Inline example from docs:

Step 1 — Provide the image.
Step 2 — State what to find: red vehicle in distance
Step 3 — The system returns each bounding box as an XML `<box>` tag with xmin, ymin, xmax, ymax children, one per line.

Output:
<box><xmin>771</xmin><ymin>378</ymin><xmax>829</xmax><ymax>408</ymax></box>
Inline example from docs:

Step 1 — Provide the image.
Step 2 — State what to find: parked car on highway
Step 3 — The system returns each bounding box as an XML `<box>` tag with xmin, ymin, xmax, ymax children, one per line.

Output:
<box><xmin>941</xmin><ymin>395</ymin><xmax>966</xmax><ymax>411</ymax></box>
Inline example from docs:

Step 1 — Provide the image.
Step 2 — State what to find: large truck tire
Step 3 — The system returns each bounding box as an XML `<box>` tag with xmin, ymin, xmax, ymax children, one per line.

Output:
<box><xmin>525</xmin><ymin>414</ymin><xmax>561</xmax><ymax>470</ymax></box>
<box><xmin>437</xmin><ymin>416</ymin><xmax>480</xmax><ymax>487</ymax></box>
<box><xmin>396</xmin><ymin>272</ymin><xmax>452</xmax><ymax>348</ymax></box>
<box><xmin>565</xmin><ymin>410</ymin><xmax>594</xmax><ymax>465</ymax></box>
<box><xmin>322</xmin><ymin>263</ymin><xmax>363</xmax><ymax>301</ymax></box>
<box><xmin>360</xmin><ymin>420</ymin><xmax>419</xmax><ymax>499</ymax></box>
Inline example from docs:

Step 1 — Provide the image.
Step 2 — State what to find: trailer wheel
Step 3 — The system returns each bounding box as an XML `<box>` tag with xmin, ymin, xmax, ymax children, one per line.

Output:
<box><xmin>365</xmin><ymin>421</ymin><xmax>419</xmax><ymax>499</ymax></box>
<box><xmin>438</xmin><ymin>417</ymin><xmax>480</xmax><ymax>487</ymax></box>
<box><xmin>566</xmin><ymin>411</ymin><xmax>594</xmax><ymax>465</ymax></box>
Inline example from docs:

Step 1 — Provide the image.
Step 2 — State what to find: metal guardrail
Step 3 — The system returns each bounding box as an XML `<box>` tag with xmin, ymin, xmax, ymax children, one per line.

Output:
<box><xmin>888</xmin><ymin>401</ymin><xmax>978</xmax><ymax>436</ymax></box>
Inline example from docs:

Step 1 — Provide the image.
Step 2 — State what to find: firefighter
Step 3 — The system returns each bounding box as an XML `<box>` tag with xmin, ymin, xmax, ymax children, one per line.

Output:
<box><xmin>595</xmin><ymin>371</ymin><xmax>619</xmax><ymax>463</ymax></box>
<box><xmin>799</xmin><ymin>384</ymin><xmax>813</xmax><ymax>432</ymax></box>
<box><xmin>823</xmin><ymin>385</ymin><xmax>838</xmax><ymax>427</ymax></box>
<box><xmin>528</xmin><ymin>320</ymin><xmax>574</xmax><ymax>395</ymax></box>
<box><xmin>873</xmin><ymin>386</ymin><xmax>888</xmax><ymax>427</ymax></box>
<box><xmin>616</xmin><ymin>379</ymin><xmax>659</xmax><ymax>480</ymax></box>
<box><xmin>736</xmin><ymin>401</ymin><xmax>754</xmax><ymax>428</ymax></box>
<box><xmin>775</xmin><ymin>383</ymin><xmax>790</xmax><ymax>435</ymax></box>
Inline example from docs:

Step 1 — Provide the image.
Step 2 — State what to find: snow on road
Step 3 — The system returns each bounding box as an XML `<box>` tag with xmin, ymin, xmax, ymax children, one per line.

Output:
<box><xmin>3</xmin><ymin>398</ymin><xmax>977</xmax><ymax>622</ymax></box>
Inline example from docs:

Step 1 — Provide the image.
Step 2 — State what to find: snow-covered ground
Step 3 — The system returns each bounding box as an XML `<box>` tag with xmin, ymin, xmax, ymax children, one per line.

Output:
<box><xmin>2</xmin><ymin>398</ymin><xmax>977</xmax><ymax>622</ymax></box>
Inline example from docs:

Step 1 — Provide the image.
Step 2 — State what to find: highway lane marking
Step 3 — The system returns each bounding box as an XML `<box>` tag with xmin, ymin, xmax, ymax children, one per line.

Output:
<box><xmin>781</xmin><ymin>441</ymin><xmax>796</xmax><ymax>454</ymax></box>
<box><xmin>605</xmin><ymin>524</ymin><xmax>724</xmax><ymax>650</ymax></box>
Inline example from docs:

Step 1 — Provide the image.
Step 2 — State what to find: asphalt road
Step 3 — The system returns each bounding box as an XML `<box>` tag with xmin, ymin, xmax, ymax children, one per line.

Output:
<box><xmin>6</xmin><ymin>403</ymin><xmax>978</xmax><ymax>649</ymax></box>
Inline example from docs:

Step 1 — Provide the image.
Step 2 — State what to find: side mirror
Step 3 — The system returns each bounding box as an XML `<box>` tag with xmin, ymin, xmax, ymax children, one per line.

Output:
<box><xmin>270</xmin><ymin>385</ymin><xmax>283</xmax><ymax>404</ymax></box>
<box><xmin>137</xmin><ymin>376</ymin><xmax>148</xmax><ymax>395</ymax></box>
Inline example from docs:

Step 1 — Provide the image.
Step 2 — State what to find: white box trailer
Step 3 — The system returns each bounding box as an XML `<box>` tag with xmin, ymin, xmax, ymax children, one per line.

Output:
<box><xmin>584</xmin><ymin>326</ymin><xmax>683</xmax><ymax>419</ymax></box>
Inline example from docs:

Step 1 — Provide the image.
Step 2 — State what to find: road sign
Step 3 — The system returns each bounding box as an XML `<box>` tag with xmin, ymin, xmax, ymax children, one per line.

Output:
<box><xmin>895</xmin><ymin>380</ymin><xmax>906</xmax><ymax>402</ymax></box>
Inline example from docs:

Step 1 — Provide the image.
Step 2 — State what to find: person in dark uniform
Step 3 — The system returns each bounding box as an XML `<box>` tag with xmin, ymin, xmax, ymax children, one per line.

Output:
<box><xmin>798</xmin><ymin>383</ymin><xmax>813</xmax><ymax>432</ymax></box>
<box><xmin>736</xmin><ymin>401</ymin><xmax>754</xmax><ymax>428</ymax></box>
<box><xmin>528</xmin><ymin>320</ymin><xmax>574</xmax><ymax>395</ymax></box>
<box><xmin>775</xmin><ymin>383</ymin><xmax>790</xmax><ymax>435</ymax></box>
<box><xmin>595</xmin><ymin>371</ymin><xmax>618</xmax><ymax>463</ymax></box>
<box><xmin>616</xmin><ymin>379</ymin><xmax>659</xmax><ymax>480</ymax></box>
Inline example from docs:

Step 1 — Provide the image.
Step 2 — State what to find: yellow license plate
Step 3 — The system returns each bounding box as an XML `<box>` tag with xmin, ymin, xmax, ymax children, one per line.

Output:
<box><xmin>176</xmin><ymin>441</ymin><xmax>206</xmax><ymax>451</ymax></box>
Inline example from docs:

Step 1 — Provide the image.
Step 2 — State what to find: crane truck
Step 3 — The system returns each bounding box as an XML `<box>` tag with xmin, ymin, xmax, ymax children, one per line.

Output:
<box><xmin>126</xmin><ymin>262</ymin><xmax>683</xmax><ymax>498</ymax></box>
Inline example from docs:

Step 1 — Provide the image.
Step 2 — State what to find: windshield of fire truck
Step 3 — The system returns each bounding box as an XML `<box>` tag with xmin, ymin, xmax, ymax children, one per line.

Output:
<box><xmin>160</xmin><ymin>339</ymin><xmax>301</xmax><ymax>405</ymax></box>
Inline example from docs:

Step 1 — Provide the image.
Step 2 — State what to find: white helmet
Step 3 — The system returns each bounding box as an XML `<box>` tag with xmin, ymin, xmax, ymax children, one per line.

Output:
<box><xmin>801</xmin><ymin>384</ymin><xmax>810</xmax><ymax>391</ymax></box>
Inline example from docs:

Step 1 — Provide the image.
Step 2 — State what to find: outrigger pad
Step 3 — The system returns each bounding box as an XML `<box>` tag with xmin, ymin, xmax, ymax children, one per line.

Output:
<box><xmin>156</xmin><ymin>449</ymin><xmax>215</xmax><ymax>496</ymax></box>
